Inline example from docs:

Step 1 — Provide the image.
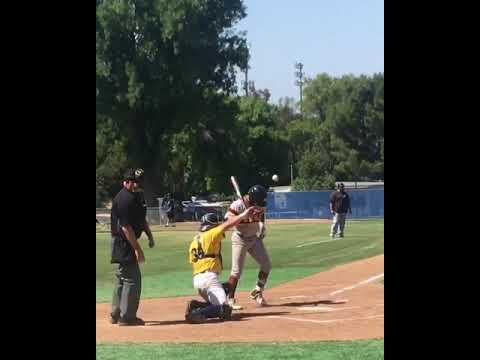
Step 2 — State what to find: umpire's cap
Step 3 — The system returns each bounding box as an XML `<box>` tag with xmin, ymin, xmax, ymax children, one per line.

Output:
<box><xmin>248</xmin><ymin>185</ymin><xmax>267</xmax><ymax>207</ymax></box>
<box><xmin>199</xmin><ymin>212</ymin><xmax>221</xmax><ymax>232</ymax></box>
<box><xmin>124</xmin><ymin>168</ymin><xmax>145</xmax><ymax>182</ymax></box>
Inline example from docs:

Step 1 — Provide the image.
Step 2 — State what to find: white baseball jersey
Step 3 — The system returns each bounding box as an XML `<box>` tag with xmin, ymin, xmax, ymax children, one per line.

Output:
<box><xmin>225</xmin><ymin>199</ymin><xmax>264</xmax><ymax>238</ymax></box>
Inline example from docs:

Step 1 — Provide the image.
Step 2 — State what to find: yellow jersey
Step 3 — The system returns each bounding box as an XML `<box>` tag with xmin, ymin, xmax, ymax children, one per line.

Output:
<box><xmin>188</xmin><ymin>225</ymin><xmax>224</xmax><ymax>275</ymax></box>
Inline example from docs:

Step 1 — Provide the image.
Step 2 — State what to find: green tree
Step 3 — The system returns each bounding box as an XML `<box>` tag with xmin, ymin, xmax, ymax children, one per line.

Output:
<box><xmin>302</xmin><ymin>73</ymin><xmax>335</xmax><ymax>122</ymax></box>
<box><xmin>231</xmin><ymin>96</ymin><xmax>291</xmax><ymax>188</ymax></box>
<box><xmin>298</xmin><ymin>73</ymin><xmax>384</xmax><ymax>186</ymax></box>
<box><xmin>96</xmin><ymin>115</ymin><xmax>128</xmax><ymax>206</ymax></box>
<box><xmin>96</xmin><ymin>0</ymin><xmax>249</xmax><ymax>204</ymax></box>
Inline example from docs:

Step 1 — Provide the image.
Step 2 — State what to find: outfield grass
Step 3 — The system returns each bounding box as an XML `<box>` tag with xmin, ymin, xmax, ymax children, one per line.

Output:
<box><xmin>96</xmin><ymin>220</ymin><xmax>384</xmax><ymax>302</ymax></box>
<box><xmin>96</xmin><ymin>340</ymin><xmax>384</xmax><ymax>360</ymax></box>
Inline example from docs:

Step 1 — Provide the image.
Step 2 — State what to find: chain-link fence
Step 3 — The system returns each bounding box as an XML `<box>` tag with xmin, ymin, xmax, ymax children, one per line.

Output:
<box><xmin>96</xmin><ymin>208</ymin><xmax>111</xmax><ymax>225</ymax></box>
<box><xmin>96</xmin><ymin>206</ymin><xmax>228</xmax><ymax>226</ymax></box>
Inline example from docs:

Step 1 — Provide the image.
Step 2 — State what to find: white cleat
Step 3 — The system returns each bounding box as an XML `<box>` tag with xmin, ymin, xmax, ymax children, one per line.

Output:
<box><xmin>250</xmin><ymin>289</ymin><xmax>268</xmax><ymax>307</ymax></box>
<box><xmin>255</xmin><ymin>295</ymin><xmax>267</xmax><ymax>307</ymax></box>
<box><xmin>228</xmin><ymin>298</ymin><xmax>243</xmax><ymax>310</ymax></box>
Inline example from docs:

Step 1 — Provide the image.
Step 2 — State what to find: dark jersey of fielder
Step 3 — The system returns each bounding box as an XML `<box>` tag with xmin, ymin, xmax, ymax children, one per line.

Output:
<box><xmin>225</xmin><ymin>199</ymin><xmax>264</xmax><ymax>238</ymax></box>
<box><xmin>330</xmin><ymin>191</ymin><xmax>351</xmax><ymax>214</ymax></box>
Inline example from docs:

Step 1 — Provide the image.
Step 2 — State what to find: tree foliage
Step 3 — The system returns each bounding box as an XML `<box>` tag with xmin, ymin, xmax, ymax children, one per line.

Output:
<box><xmin>291</xmin><ymin>73</ymin><xmax>384</xmax><ymax>190</ymax></box>
<box><xmin>96</xmin><ymin>0</ymin><xmax>249</xmax><ymax>204</ymax></box>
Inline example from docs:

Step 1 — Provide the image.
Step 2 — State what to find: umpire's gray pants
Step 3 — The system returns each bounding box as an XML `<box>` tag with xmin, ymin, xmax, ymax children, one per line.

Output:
<box><xmin>111</xmin><ymin>261</ymin><xmax>141</xmax><ymax>320</ymax></box>
<box><xmin>330</xmin><ymin>213</ymin><xmax>347</xmax><ymax>236</ymax></box>
<box><xmin>230</xmin><ymin>233</ymin><xmax>271</xmax><ymax>279</ymax></box>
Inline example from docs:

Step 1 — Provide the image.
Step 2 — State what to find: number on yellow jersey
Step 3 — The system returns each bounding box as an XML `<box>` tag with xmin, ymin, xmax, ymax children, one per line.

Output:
<box><xmin>189</xmin><ymin>234</ymin><xmax>205</xmax><ymax>263</ymax></box>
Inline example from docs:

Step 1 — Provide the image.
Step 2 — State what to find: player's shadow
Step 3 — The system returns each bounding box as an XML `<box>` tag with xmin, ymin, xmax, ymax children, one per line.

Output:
<box><xmin>144</xmin><ymin>311</ymin><xmax>290</xmax><ymax>326</ymax></box>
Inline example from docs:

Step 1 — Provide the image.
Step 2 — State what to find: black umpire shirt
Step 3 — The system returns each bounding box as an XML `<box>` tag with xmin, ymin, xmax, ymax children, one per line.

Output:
<box><xmin>110</xmin><ymin>188</ymin><xmax>145</xmax><ymax>264</ymax></box>
<box><xmin>111</xmin><ymin>188</ymin><xmax>145</xmax><ymax>239</ymax></box>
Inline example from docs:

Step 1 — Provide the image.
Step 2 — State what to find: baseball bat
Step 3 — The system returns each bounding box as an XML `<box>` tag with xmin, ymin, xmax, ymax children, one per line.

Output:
<box><xmin>230</xmin><ymin>176</ymin><xmax>246</xmax><ymax>207</ymax></box>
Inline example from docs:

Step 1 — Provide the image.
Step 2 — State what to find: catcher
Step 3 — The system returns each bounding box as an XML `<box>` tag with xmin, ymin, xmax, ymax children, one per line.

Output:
<box><xmin>185</xmin><ymin>207</ymin><xmax>256</xmax><ymax>324</ymax></box>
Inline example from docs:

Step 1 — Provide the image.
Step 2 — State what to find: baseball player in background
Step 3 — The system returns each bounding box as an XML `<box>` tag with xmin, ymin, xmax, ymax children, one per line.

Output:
<box><xmin>185</xmin><ymin>207</ymin><xmax>256</xmax><ymax>324</ymax></box>
<box><xmin>329</xmin><ymin>182</ymin><xmax>352</xmax><ymax>238</ymax></box>
<box><xmin>225</xmin><ymin>185</ymin><xmax>271</xmax><ymax>310</ymax></box>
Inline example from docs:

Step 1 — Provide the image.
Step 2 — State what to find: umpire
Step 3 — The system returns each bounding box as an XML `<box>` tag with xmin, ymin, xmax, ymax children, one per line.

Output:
<box><xmin>109</xmin><ymin>168</ymin><xmax>155</xmax><ymax>326</ymax></box>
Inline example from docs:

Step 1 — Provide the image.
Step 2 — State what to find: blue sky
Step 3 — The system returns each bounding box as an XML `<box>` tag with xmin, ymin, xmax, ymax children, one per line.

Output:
<box><xmin>234</xmin><ymin>0</ymin><xmax>384</xmax><ymax>104</ymax></box>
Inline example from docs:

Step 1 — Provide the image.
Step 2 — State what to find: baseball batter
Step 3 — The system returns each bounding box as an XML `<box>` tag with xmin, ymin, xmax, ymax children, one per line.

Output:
<box><xmin>185</xmin><ymin>207</ymin><xmax>255</xmax><ymax>324</ymax></box>
<box><xmin>225</xmin><ymin>184</ymin><xmax>271</xmax><ymax>310</ymax></box>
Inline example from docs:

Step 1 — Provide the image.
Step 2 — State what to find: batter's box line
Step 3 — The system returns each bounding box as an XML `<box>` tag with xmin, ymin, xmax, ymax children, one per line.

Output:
<box><xmin>280</xmin><ymin>272</ymin><xmax>384</xmax><ymax>300</ymax></box>
<box><xmin>296</xmin><ymin>303</ymin><xmax>384</xmax><ymax>312</ymax></box>
<box><xmin>329</xmin><ymin>273</ymin><xmax>384</xmax><ymax>296</ymax></box>
<box><xmin>265</xmin><ymin>314</ymin><xmax>384</xmax><ymax>324</ymax></box>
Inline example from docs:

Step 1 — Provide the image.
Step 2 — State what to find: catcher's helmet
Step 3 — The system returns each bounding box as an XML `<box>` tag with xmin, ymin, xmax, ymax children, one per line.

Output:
<box><xmin>199</xmin><ymin>212</ymin><xmax>221</xmax><ymax>232</ymax></box>
<box><xmin>248</xmin><ymin>185</ymin><xmax>267</xmax><ymax>207</ymax></box>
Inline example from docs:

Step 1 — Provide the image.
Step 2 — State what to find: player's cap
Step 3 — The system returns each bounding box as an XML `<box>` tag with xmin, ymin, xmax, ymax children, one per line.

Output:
<box><xmin>337</xmin><ymin>182</ymin><xmax>345</xmax><ymax>189</ymax></box>
<box><xmin>124</xmin><ymin>168</ymin><xmax>145</xmax><ymax>182</ymax></box>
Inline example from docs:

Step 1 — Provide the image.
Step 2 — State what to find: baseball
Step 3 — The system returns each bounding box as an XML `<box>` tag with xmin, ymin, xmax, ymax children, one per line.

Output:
<box><xmin>272</xmin><ymin>174</ymin><xmax>279</xmax><ymax>182</ymax></box>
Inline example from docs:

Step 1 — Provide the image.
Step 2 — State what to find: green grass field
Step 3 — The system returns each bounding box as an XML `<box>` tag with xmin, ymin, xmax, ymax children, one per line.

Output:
<box><xmin>96</xmin><ymin>220</ymin><xmax>384</xmax><ymax>302</ymax></box>
<box><xmin>96</xmin><ymin>220</ymin><xmax>384</xmax><ymax>359</ymax></box>
<box><xmin>96</xmin><ymin>340</ymin><xmax>384</xmax><ymax>360</ymax></box>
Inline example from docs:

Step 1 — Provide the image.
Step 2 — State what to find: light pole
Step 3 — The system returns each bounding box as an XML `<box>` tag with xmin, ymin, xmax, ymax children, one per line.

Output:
<box><xmin>294</xmin><ymin>62</ymin><xmax>304</xmax><ymax>116</ymax></box>
<box><xmin>290</xmin><ymin>163</ymin><xmax>294</xmax><ymax>185</ymax></box>
<box><xmin>243</xmin><ymin>43</ymin><xmax>251</xmax><ymax>96</ymax></box>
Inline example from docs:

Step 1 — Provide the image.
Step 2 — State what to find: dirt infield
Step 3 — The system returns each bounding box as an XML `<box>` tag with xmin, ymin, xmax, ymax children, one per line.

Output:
<box><xmin>96</xmin><ymin>255</ymin><xmax>384</xmax><ymax>343</ymax></box>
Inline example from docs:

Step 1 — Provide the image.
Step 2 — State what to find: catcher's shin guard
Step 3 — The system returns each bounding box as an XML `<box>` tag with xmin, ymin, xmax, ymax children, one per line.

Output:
<box><xmin>219</xmin><ymin>304</ymin><xmax>232</xmax><ymax>320</ymax></box>
<box><xmin>185</xmin><ymin>300</ymin><xmax>209</xmax><ymax>318</ymax></box>
<box><xmin>185</xmin><ymin>310</ymin><xmax>206</xmax><ymax>324</ymax></box>
<box><xmin>185</xmin><ymin>302</ymin><xmax>207</xmax><ymax>324</ymax></box>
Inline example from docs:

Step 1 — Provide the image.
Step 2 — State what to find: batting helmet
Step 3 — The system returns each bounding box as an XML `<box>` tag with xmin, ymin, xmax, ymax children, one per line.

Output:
<box><xmin>199</xmin><ymin>212</ymin><xmax>221</xmax><ymax>232</ymax></box>
<box><xmin>248</xmin><ymin>185</ymin><xmax>267</xmax><ymax>207</ymax></box>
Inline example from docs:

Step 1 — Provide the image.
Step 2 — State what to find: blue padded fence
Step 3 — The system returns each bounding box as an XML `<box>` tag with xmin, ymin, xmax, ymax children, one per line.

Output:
<box><xmin>266</xmin><ymin>189</ymin><xmax>384</xmax><ymax>219</ymax></box>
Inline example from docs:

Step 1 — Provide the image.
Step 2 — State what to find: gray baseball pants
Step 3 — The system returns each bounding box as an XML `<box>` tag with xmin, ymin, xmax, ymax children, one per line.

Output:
<box><xmin>330</xmin><ymin>213</ymin><xmax>347</xmax><ymax>237</ymax></box>
<box><xmin>111</xmin><ymin>261</ymin><xmax>142</xmax><ymax>321</ymax></box>
<box><xmin>230</xmin><ymin>233</ymin><xmax>271</xmax><ymax>279</ymax></box>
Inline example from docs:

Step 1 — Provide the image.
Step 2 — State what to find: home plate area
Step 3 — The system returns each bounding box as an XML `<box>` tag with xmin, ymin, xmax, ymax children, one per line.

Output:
<box><xmin>96</xmin><ymin>255</ymin><xmax>384</xmax><ymax>343</ymax></box>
